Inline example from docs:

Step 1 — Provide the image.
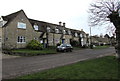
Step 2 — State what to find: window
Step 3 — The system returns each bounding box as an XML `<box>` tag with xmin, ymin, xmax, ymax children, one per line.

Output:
<box><xmin>17</xmin><ymin>22</ymin><xmax>26</xmax><ymax>29</ymax></box>
<box><xmin>75</xmin><ymin>33</ymin><xmax>78</xmax><ymax>37</ymax></box>
<box><xmin>55</xmin><ymin>29</ymin><xmax>59</xmax><ymax>33</ymax></box>
<box><xmin>63</xmin><ymin>30</ymin><xmax>66</xmax><ymax>34</ymax></box>
<box><xmin>47</xmin><ymin>27</ymin><xmax>50</xmax><ymax>32</ymax></box>
<box><xmin>68</xmin><ymin>30</ymin><xmax>71</xmax><ymax>35</ymax></box>
<box><xmin>80</xmin><ymin>34</ymin><xmax>82</xmax><ymax>38</ymax></box>
<box><xmin>17</xmin><ymin>36</ymin><xmax>25</xmax><ymax>43</ymax></box>
<box><xmin>84</xmin><ymin>34</ymin><xmax>86</xmax><ymax>38</ymax></box>
<box><xmin>34</xmin><ymin>25</ymin><xmax>39</xmax><ymax>30</ymax></box>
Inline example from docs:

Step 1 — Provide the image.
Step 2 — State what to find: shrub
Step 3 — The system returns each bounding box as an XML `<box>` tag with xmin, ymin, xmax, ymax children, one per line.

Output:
<box><xmin>81</xmin><ymin>45</ymin><xmax>88</xmax><ymax>48</ymax></box>
<box><xmin>57</xmin><ymin>43</ymin><xmax>61</xmax><ymax>46</ymax></box>
<box><xmin>26</xmin><ymin>40</ymin><xmax>43</xmax><ymax>50</ymax></box>
<box><xmin>70</xmin><ymin>40</ymin><xmax>79</xmax><ymax>46</ymax></box>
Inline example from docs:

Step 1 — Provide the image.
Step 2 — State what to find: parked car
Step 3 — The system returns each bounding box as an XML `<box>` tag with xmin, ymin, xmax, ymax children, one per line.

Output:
<box><xmin>56</xmin><ymin>44</ymin><xmax>73</xmax><ymax>52</ymax></box>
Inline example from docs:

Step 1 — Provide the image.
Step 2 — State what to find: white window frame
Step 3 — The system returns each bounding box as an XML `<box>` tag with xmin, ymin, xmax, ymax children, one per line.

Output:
<box><xmin>84</xmin><ymin>34</ymin><xmax>86</xmax><ymax>38</ymax></box>
<box><xmin>47</xmin><ymin>27</ymin><xmax>51</xmax><ymax>32</ymax></box>
<box><xmin>34</xmin><ymin>25</ymin><xmax>39</xmax><ymax>30</ymax></box>
<box><xmin>68</xmin><ymin>30</ymin><xmax>71</xmax><ymax>35</ymax></box>
<box><xmin>75</xmin><ymin>33</ymin><xmax>78</xmax><ymax>37</ymax></box>
<box><xmin>55</xmin><ymin>29</ymin><xmax>59</xmax><ymax>33</ymax></box>
<box><xmin>17</xmin><ymin>22</ymin><xmax>26</xmax><ymax>29</ymax></box>
<box><xmin>63</xmin><ymin>30</ymin><xmax>66</xmax><ymax>34</ymax></box>
<box><xmin>80</xmin><ymin>34</ymin><xmax>82</xmax><ymax>38</ymax></box>
<box><xmin>17</xmin><ymin>36</ymin><xmax>26</xmax><ymax>43</ymax></box>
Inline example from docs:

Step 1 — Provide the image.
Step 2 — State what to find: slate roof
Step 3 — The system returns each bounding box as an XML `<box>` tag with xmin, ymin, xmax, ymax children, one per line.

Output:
<box><xmin>29</xmin><ymin>19</ymin><xmax>47</xmax><ymax>32</ymax></box>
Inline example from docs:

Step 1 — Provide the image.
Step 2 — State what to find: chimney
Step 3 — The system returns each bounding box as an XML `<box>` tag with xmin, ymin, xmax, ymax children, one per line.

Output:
<box><xmin>59</xmin><ymin>21</ymin><xmax>62</xmax><ymax>26</ymax></box>
<box><xmin>63</xmin><ymin>22</ymin><xmax>65</xmax><ymax>27</ymax></box>
<box><xmin>81</xmin><ymin>29</ymin><xmax>83</xmax><ymax>31</ymax></box>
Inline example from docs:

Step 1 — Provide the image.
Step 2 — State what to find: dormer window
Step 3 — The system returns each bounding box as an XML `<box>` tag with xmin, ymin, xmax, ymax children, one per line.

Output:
<box><xmin>75</xmin><ymin>33</ymin><xmax>78</xmax><ymax>37</ymax></box>
<box><xmin>55</xmin><ymin>29</ymin><xmax>59</xmax><ymax>33</ymax></box>
<box><xmin>47</xmin><ymin>27</ymin><xmax>50</xmax><ymax>32</ymax></box>
<box><xmin>68</xmin><ymin>30</ymin><xmax>71</xmax><ymax>35</ymax></box>
<box><xmin>63</xmin><ymin>30</ymin><xmax>66</xmax><ymax>34</ymax></box>
<box><xmin>34</xmin><ymin>25</ymin><xmax>38</xmax><ymax>30</ymax></box>
<box><xmin>17</xmin><ymin>22</ymin><xmax>26</xmax><ymax>29</ymax></box>
<box><xmin>80</xmin><ymin>34</ymin><xmax>82</xmax><ymax>38</ymax></box>
<box><xmin>84</xmin><ymin>34</ymin><xmax>86</xmax><ymax>38</ymax></box>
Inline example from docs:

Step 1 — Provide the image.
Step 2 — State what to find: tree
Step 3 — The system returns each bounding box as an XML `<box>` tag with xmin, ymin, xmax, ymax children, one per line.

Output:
<box><xmin>89</xmin><ymin>0</ymin><xmax>120</xmax><ymax>61</ymax></box>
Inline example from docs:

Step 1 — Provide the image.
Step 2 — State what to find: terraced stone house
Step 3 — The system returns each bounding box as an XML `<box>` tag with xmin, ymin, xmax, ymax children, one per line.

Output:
<box><xmin>0</xmin><ymin>10</ymin><xmax>89</xmax><ymax>49</ymax></box>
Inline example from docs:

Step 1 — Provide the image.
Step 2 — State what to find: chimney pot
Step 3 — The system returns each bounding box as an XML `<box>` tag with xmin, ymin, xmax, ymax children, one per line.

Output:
<box><xmin>63</xmin><ymin>22</ymin><xmax>65</xmax><ymax>27</ymax></box>
<box><xmin>59</xmin><ymin>21</ymin><xmax>62</xmax><ymax>26</ymax></box>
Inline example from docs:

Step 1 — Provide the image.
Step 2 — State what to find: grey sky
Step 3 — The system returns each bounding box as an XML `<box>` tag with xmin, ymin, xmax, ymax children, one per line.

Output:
<box><xmin>0</xmin><ymin>0</ymin><xmax>109</xmax><ymax>36</ymax></box>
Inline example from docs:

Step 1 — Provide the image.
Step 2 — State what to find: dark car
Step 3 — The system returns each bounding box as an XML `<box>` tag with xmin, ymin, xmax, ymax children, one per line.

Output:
<box><xmin>56</xmin><ymin>44</ymin><xmax>73</xmax><ymax>52</ymax></box>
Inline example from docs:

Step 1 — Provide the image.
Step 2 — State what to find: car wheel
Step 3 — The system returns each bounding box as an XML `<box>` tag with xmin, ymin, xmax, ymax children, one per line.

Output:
<box><xmin>70</xmin><ymin>49</ymin><xmax>72</xmax><ymax>52</ymax></box>
<box><xmin>64</xmin><ymin>49</ymin><xmax>67</xmax><ymax>52</ymax></box>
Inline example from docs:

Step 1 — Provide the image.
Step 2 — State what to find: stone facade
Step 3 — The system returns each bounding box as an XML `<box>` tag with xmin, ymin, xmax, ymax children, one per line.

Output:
<box><xmin>1</xmin><ymin>10</ymin><xmax>43</xmax><ymax>49</ymax></box>
<box><xmin>0</xmin><ymin>10</ymin><xmax>89</xmax><ymax>49</ymax></box>
<box><xmin>0</xmin><ymin>27</ymin><xmax>2</xmax><ymax>48</ymax></box>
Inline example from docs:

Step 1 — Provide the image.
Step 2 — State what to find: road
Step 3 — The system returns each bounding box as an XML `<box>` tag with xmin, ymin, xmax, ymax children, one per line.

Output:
<box><xmin>2</xmin><ymin>47</ymin><xmax>115</xmax><ymax>79</ymax></box>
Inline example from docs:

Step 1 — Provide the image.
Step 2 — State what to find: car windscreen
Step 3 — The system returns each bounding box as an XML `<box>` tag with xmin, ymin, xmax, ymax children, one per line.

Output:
<box><xmin>60</xmin><ymin>44</ymin><xmax>67</xmax><ymax>47</ymax></box>
<box><xmin>60</xmin><ymin>44</ymin><xmax>71</xmax><ymax>47</ymax></box>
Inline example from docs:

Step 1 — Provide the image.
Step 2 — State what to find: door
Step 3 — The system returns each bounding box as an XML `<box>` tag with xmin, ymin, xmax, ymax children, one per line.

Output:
<box><xmin>62</xmin><ymin>39</ymin><xmax>65</xmax><ymax>44</ymax></box>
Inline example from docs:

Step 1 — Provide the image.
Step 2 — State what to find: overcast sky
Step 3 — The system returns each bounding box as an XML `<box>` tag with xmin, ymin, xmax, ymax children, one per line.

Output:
<box><xmin>0</xmin><ymin>0</ymin><xmax>109</xmax><ymax>36</ymax></box>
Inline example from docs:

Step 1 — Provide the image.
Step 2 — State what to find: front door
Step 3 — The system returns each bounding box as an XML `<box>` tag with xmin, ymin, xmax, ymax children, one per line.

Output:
<box><xmin>62</xmin><ymin>39</ymin><xmax>65</xmax><ymax>44</ymax></box>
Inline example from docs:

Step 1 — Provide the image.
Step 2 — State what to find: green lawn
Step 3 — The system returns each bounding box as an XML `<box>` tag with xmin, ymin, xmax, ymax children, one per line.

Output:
<box><xmin>94</xmin><ymin>45</ymin><xmax>110</xmax><ymax>49</ymax></box>
<box><xmin>12</xmin><ymin>48</ymin><xmax>57</xmax><ymax>55</ymax></box>
<box><xmin>16</xmin><ymin>56</ymin><xmax>119</xmax><ymax>79</ymax></box>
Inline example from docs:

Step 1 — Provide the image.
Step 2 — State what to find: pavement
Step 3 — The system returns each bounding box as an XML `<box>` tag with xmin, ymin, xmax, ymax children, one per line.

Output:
<box><xmin>2</xmin><ymin>47</ymin><xmax>115</xmax><ymax>79</ymax></box>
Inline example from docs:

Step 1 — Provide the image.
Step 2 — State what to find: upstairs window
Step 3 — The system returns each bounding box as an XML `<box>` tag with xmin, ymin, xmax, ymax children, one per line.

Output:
<box><xmin>17</xmin><ymin>36</ymin><xmax>25</xmax><ymax>43</ymax></box>
<box><xmin>47</xmin><ymin>27</ymin><xmax>50</xmax><ymax>32</ymax></box>
<box><xmin>34</xmin><ymin>25</ymin><xmax>39</xmax><ymax>30</ymax></box>
<box><xmin>68</xmin><ymin>30</ymin><xmax>71</xmax><ymax>35</ymax></box>
<box><xmin>80</xmin><ymin>34</ymin><xmax>83</xmax><ymax>38</ymax></box>
<box><xmin>17</xmin><ymin>22</ymin><xmax>26</xmax><ymax>29</ymax></box>
<box><xmin>75</xmin><ymin>33</ymin><xmax>78</xmax><ymax>37</ymax></box>
<box><xmin>63</xmin><ymin>30</ymin><xmax>66</xmax><ymax>34</ymax></box>
<box><xmin>84</xmin><ymin>34</ymin><xmax>86</xmax><ymax>38</ymax></box>
<box><xmin>55</xmin><ymin>29</ymin><xmax>59</xmax><ymax>33</ymax></box>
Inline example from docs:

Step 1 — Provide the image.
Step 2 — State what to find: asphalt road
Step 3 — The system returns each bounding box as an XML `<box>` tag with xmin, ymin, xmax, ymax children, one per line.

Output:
<box><xmin>2</xmin><ymin>47</ymin><xmax>115</xmax><ymax>79</ymax></box>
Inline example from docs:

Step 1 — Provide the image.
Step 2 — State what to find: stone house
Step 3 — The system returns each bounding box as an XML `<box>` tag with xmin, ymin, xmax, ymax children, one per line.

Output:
<box><xmin>0</xmin><ymin>27</ymin><xmax>2</xmax><ymax>48</ymax></box>
<box><xmin>91</xmin><ymin>35</ymin><xmax>112</xmax><ymax>46</ymax></box>
<box><xmin>0</xmin><ymin>10</ymin><xmax>89</xmax><ymax>49</ymax></box>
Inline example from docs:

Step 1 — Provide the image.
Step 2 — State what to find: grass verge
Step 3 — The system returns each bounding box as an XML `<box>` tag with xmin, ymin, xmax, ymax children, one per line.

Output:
<box><xmin>12</xmin><ymin>48</ymin><xmax>57</xmax><ymax>55</ymax></box>
<box><xmin>94</xmin><ymin>45</ymin><xmax>110</xmax><ymax>49</ymax></box>
<box><xmin>16</xmin><ymin>56</ymin><xmax>119</xmax><ymax>79</ymax></box>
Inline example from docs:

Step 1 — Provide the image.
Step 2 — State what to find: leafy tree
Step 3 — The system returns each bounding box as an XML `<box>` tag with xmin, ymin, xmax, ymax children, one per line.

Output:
<box><xmin>89</xmin><ymin>0</ymin><xmax>120</xmax><ymax>61</ymax></box>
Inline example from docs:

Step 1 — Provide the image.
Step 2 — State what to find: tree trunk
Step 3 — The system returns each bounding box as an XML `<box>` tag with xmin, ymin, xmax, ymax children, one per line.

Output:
<box><xmin>115</xmin><ymin>29</ymin><xmax>120</xmax><ymax>61</ymax></box>
<box><xmin>108</xmin><ymin>12</ymin><xmax>120</xmax><ymax>61</ymax></box>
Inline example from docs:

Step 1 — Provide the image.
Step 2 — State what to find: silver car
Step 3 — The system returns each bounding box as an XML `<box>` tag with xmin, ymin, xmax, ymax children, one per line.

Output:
<box><xmin>56</xmin><ymin>44</ymin><xmax>73</xmax><ymax>52</ymax></box>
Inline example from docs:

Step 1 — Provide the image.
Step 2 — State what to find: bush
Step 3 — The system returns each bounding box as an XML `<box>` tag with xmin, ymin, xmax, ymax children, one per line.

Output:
<box><xmin>57</xmin><ymin>43</ymin><xmax>61</xmax><ymax>46</ymax></box>
<box><xmin>26</xmin><ymin>40</ymin><xmax>43</xmax><ymax>50</ymax></box>
<box><xmin>70</xmin><ymin>40</ymin><xmax>79</xmax><ymax>46</ymax></box>
<box><xmin>81</xmin><ymin>45</ymin><xmax>88</xmax><ymax>48</ymax></box>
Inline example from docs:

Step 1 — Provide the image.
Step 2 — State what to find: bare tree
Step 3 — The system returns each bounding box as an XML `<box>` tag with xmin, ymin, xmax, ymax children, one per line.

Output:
<box><xmin>89</xmin><ymin>0</ymin><xmax>120</xmax><ymax>61</ymax></box>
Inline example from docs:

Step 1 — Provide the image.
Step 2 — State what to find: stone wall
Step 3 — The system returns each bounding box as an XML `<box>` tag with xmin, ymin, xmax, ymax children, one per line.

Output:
<box><xmin>2</xmin><ymin>11</ymin><xmax>34</xmax><ymax>49</ymax></box>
